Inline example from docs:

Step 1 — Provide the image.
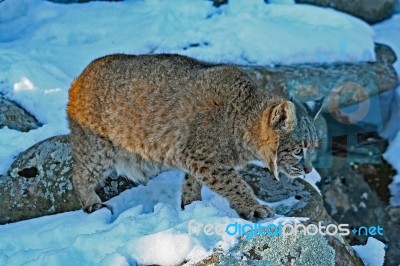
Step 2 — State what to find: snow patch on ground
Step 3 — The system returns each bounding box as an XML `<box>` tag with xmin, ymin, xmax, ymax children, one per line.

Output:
<box><xmin>374</xmin><ymin>15</ymin><xmax>400</xmax><ymax>206</ymax></box>
<box><xmin>353</xmin><ymin>237</ymin><xmax>386</xmax><ymax>266</ymax></box>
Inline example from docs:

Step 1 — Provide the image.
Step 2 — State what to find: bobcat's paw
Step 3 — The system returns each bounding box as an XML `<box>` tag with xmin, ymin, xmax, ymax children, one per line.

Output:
<box><xmin>181</xmin><ymin>191</ymin><xmax>201</xmax><ymax>210</ymax></box>
<box><xmin>84</xmin><ymin>203</ymin><xmax>113</xmax><ymax>214</ymax></box>
<box><xmin>240</xmin><ymin>204</ymin><xmax>275</xmax><ymax>222</ymax></box>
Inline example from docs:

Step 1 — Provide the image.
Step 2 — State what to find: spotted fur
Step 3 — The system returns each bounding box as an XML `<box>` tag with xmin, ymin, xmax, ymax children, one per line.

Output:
<box><xmin>67</xmin><ymin>54</ymin><xmax>322</xmax><ymax>221</ymax></box>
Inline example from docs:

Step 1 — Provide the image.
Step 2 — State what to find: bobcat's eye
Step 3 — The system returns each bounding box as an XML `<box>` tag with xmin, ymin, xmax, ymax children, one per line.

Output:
<box><xmin>293</xmin><ymin>147</ymin><xmax>302</xmax><ymax>155</ymax></box>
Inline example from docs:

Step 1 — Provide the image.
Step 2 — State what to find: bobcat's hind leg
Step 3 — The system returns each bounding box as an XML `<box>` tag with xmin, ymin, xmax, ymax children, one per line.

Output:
<box><xmin>70</xmin><ymin>121</ymin><xmax>116</xmax><ymax>213</ymax></box>
<box><xmin>181</xmin><ymin>173</ymin><xmax>202</xmax><ymax>209</ymax></box>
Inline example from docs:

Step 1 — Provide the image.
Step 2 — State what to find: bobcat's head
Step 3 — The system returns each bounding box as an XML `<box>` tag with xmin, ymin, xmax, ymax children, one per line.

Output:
<box><xmin>277</xmin><ymin>98</ymin><xmax>324</xmax><ymax>178</ymax></box>
<box><xmin>262</xmin><ymin>97</ymin><xmax>324</xmax><ymax>179</ymax></box>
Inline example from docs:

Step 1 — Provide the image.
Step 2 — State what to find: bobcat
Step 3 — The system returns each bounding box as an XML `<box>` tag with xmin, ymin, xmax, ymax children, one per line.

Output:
<box><xmin>67</xmin><ymin>54</ymin><xmax>323</xmax><ymax>221</ymax></box>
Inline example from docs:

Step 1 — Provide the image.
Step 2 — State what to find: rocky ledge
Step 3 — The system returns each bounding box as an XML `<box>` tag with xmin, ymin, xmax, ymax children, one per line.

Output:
<box><xmin>243</xmin><ymin>43</ymin><xmax>398</xmax><ymax>113</ymax></box>
<box><xmin>0</xmin><ymin>135</ymin><xmax>135</xmax><ymax>224</ymax></box>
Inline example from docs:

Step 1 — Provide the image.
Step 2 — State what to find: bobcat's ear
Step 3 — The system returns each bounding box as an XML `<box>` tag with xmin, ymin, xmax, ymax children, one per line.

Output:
<box><xmin>303</xmin><ymin>97</ymin><xmax>324</xmax><ymax>120</ymax></box>
<box><xmin>268</xmin><ymin>101</ymin><xmax>296</xmax><ymax>132</ymax></box>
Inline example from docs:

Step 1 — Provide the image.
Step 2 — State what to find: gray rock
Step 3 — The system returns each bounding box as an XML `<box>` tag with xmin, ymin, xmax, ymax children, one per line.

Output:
<box><xmin>0</xmin><ymin>135</ymin><xmax>134</xmax><ymax>224</ymax></box>
<box><xmin>0</xmin><ymin>97</ymin><xmax>41</xmax><ymax>132</ymax></box>
<box><xmin>242</xmin><ymin>43</ymin><xmax>399</xmax><ymax>113</ymax></box>
<box><xmin>375</xmin><ymin>43</ymin><xmax>397</xmax><ymax>64</ymax></box>
<box><xmin>0</xmin><ymin>136</ymin><xmax>77</xmax><ymax>224</ymax></box>
<box><xmin>295</xmin><ymin>0</ymin><xmax>395</xmax><ymax>24</ymax></box>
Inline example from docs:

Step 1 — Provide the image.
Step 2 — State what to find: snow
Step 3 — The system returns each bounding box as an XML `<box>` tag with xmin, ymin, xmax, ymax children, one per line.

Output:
<box><xmin>0</xmin><ymin>171</ymin><xmax>302</xmax><ymax>265</ymax></box>
<box><xmin>374</xmin><ymin>15</ymin><xmax>400</xmax><ymax>206</ymax></box>
<box><xmin>353</xmin><ymin>237</ymin><xmax>386</xmax><ymax>266</ymax></box>
<box><xmin>0</xmin><ymin>0</ymin><xmax>392</xmax><ymax>264</ymax></box>
<box><xmin>0</xmin><ymin>172</ymin><xmax>218</xmax><ymax>265</ymax></box>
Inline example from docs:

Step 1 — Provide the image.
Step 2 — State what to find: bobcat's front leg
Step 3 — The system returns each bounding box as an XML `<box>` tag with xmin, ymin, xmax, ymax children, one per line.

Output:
<box><xmin>190</xmin><ymin>166</ymin><xmax>274</xmax><ymax>221</ymax></box>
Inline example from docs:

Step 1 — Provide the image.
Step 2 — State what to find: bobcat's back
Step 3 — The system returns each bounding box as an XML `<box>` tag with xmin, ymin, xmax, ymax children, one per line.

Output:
<box><xmin>67</xmin><ymin>54</ymin><xmax>271</xmax><ymax>164</ymax></box>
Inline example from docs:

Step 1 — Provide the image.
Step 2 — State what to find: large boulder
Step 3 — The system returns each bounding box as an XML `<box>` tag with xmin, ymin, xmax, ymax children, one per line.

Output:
<box><xmin>0</xmin><ymin>135</ymin><xmax>134</xmax><ymax>224</ymax></box>
<box><xmin>0</xmin><ymin>97</ymin><xmax>41</xmax><ymax>132</ymax></box>
<box><xmin>242</xmin><ymin>43</ymin><xmax>398</xmax><ymax>113</ymax></box>
<box><xmin>295</xmin><ymin>0</ymin><xmax>395</xmax><ymax>24</ymax></box>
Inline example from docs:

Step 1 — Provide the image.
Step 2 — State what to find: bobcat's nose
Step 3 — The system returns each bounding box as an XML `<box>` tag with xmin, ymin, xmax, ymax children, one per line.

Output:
<box><xmin>304</xmin><ymin>167</ymin><xmax>312</xmax><ymax>174</ymax></box>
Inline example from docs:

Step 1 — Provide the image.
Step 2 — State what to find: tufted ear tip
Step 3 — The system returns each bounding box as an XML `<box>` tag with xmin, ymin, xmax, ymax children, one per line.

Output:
<box><xmin>303</xmin><ymin>97</ymin><xmax>324</xmax><ymax>120</ymax></box>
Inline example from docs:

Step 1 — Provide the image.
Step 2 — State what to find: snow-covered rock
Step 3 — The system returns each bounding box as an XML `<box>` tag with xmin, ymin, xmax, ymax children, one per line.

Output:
<box><xmin>353</xmin><ymin>237</ymin><xmax>386</xmax><ymax>266</ymax></box>
<box><xmin>0</xmin><ymin>135</ymin><xmax>136</xmax><ymax>224</ymax></box>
